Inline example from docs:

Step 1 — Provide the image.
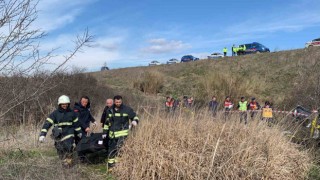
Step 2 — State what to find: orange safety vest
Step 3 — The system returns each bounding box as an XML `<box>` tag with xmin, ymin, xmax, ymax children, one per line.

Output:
<box><xmin>249</xmin><ymin>102</ymin><xmax>258</xmax><ymax>110</ymax></box>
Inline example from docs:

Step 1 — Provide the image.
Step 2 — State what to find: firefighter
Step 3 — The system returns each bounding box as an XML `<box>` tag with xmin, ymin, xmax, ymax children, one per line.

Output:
<box><xmin>102</xmin><ymin>95</ymin><xmax>139</xmax><ymax>170</ymax></box>
<box><xmin>237</xmin><ymin>97</ymin><xmax>248</xmax><ymax>124</ymax></box>
<box><xmin>74</xmin><ymin>96</ymin><xmax>96</xmax><ymax>141</ymax></box>
<box><xmin>223</xmin><ymin>47</ymin><xmax>228</xmax><ymax>57</ymax></box>
<box><xmin>247</xmin><ymin>97</ymin><xmax>261</xmax><ymax>119</ymax></box>
<box><xmin>101</xmin><ymin>98</ymin><xmax>114</xmax><ymax>127</ymax></box>
<box><xmin>74</xmin><ymin>96</ymin><xmax>96</xmax><ymax>162</ymax></box>
<box><xmin>224</xmin><ymin>96</ymin><xmax>233</xmax><ymax>120</ymax></box>
<box><xmin>39</xmin><ymin>95</ymin><xmax>82</xmax><ymax>167</ymax></box>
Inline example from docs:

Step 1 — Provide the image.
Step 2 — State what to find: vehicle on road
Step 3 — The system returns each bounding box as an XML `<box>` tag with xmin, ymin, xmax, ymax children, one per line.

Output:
<box><xmin>305</xmin><ymin>38</ymin><xmax>320</xmax><ymax>48</ymax></box>
<box><xmin>166</xmin><ymin>58</ymin><xmax>179</xmax><ymax>64</ymax></box>
<box><xmin>181</xmin><ymin>55</ymin><xmax>199</xmax><ymax>62</ymax></box>
<box><xmin>237</xmin><ymin>42</ymin><xmax>270</xmax><ymax>55</ymax></box>
<box><xmin>208</xmin><ymin>52</ymin><xmax>224</xmax><ymax>59</ymax></box>
<box><xmin>149</xmin><ymin>60</ymin><xmax>161</xmax><ymax>66</ymax></box>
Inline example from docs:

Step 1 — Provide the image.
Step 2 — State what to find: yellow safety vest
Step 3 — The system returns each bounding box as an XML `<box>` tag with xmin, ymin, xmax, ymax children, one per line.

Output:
<box><xmin>239</xmin><ymin>101</ymin><xmax>247</xmax><ymax>111</ymax></box>
<box><xmin>262</xmin><ymin>108</ymin><xmax>273</xmax><ymax>118</ymax></box>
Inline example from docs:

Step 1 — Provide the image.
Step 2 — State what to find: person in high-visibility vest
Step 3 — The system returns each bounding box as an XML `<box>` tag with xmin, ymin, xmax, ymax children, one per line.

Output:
<box><xmin>262</xmin><ymin>101</ymin><xmax>273</xmax><ymax>126</ymax></box>
<box><xmin>232</xmin><ymin>44</ymin><xmax>236</xmax><ymax>56</ymax></box>
<box><xmin>223</xmin><ymin>47</ymin><xmax>227</xmax><ymax>57</ymax></box>
<box><xmin>237</xmin><ymin>97</ymin><xmax>248</xmax><ymax>124</ymax></box>
<box><xmin>247</xmin><ymin>97</ymin><xmax>261</xmax><ymax>120</ymax></box>
<box><xmin>224</xmin><ymin>96</ymin><xmax>233</xmax><ymax>121</ymax></box>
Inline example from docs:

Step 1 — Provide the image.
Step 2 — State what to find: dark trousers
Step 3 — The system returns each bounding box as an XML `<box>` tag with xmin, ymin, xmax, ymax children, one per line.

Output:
<box><xmin>224</xmin><ymin>110</ymin><xmax>231</xmax><ymax>121</ymax></box>
<box><xmin>54</xmin><ymin>138</ymin><xmax>74</xmax><ymax>160</ymax></box>
<box><xmin>240</xmin><ymin>111</ymin><xmax>248</xmax><ymax>124</ymax></box>
<box><xmin>250</xmin><ymin>111</ymin><xmax>257</xmax><ymax>119</ymax></box>
<box><xmin>224</xmin><ymin>52</ymin><xmax>227</xmax><ymax>56</ymax></box>
<box><xmin>107</xmin><ymin>136</ymin><xmax>126</xmax><ymax>165</ymax></box>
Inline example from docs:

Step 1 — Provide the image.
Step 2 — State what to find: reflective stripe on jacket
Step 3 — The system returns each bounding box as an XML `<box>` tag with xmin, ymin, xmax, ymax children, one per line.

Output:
<box><xmin>40</xmin><ymin>107</ymin><xmax>81</xmax><ymax>141</ymax></box>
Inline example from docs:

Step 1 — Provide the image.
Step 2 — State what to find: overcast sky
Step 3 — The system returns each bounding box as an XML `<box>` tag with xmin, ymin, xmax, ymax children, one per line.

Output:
<box><xmin>35</xmin><ymin>0</ymin><xmax>320</xmax><ymax>71</ymax></box>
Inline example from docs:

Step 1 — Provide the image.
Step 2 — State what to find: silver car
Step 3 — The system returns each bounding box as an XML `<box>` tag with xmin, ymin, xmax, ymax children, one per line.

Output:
<box><xmin>208</xmin><ymin>53</ymin><xmax>224</xmax><ymax>59</ymax></box>
<box><xmin>149</xmin><ymin>60</ymin><xmax>161</xmax><ymax>66</ymax></box>
<box><xmin>166</xmin><ymin>58</ymin><xmax>179</xmax><ymax>64</ymax></box>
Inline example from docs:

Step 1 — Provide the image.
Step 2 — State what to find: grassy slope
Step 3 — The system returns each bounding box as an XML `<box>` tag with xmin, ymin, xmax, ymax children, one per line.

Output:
<box><xmin>91</xmin><ymin>48</ymin><xmax>320</xmax><ymax>109</ymax></box>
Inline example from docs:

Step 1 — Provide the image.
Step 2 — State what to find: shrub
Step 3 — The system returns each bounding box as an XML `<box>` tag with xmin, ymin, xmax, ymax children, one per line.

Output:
<box><xmin>114</xmin><ymin>111</ymin><xmax>311</xmax><ymax>179</ymax></box>
<box><xmin>133</xmin><ymin>71</ymin><xmax>164</xmax><ymax>95</ymax></box>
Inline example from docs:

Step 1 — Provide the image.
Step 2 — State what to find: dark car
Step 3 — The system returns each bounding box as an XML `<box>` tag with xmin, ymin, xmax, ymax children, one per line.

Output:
<box><xmin>238</xmin><ymin>42</ymin><xmax>270</xmax><ymax>55</ymax></box>
<box><xmin>101</xmin><ymin>66</ymin><xmax>109</xmax><ymax>71</ymax></box>
<box><xmin>181</xmin><ymin>55</ymin><xmax>199</xmax><ymax>62</ymax></box>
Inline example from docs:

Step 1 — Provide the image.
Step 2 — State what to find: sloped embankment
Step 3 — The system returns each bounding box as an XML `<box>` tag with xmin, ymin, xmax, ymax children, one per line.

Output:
<box><xmin>113</xmin><ymin>112</ymin><xmax>310</xmax><ymax>179</ymax></box>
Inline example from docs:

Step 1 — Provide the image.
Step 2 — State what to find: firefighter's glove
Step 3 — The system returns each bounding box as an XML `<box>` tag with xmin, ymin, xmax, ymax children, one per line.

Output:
<box><xmin>102</xmin><ymin>134</ymin><xmax>107</xmax><ymax>139</ymax></box>
<box><xmin>131</xmin><ymin>121</ymin><xmax>138</xmax><ymax>127</ymax></box>
<box><xmin>77</xmin><ymin>133</ymin><xmax>82</xmax><ymax>139</ymax></box>
<box><xmin>39</xmin><ymin>136</ymin><xmax>45</xmax><ymax>143</ymax></box>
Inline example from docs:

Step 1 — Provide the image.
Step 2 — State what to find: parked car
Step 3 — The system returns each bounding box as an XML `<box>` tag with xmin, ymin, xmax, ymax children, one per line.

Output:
<box><xmin>305</xmin><ymin>38</ymin><xmax>320</xmax><ymax>48</ymax></box>
<box><xmin>101</xmin><ymin>66</ymin><xmax>109</xmax><ymax>71</ymax></box>
<box><xmin>166</xmin><ymin>58</ymin><xmax>179</xmax><ymax>64</ymax></box>
<box><xmin>149</xmin><ymin>60</ymin><xmax>161</xmax><ymax>66</ymax></box>
<box><xmin>181</xmin><ymin>55</ymin><xmax>199</xmax><ymax>62</ymax></box>
<box><xmin>238</xmin><ymin>42</ymin><xmax>270</xmax><ymax>55</ymax></box>
<box><xmin>208</xmin><ymin>52</ymin><xmax>224</xmax><ymax>59</ymax></box>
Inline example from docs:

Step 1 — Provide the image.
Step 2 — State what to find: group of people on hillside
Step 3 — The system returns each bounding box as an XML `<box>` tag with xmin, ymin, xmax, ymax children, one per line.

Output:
<box><xmin>165</xmin><ymin>95</ymin><xmax>273</xmax><ymax>124</ymax></box>
<box><xmin>210</xmin><ymin>96</ymin><xmax>273</xmax><ymax>124</ymax></box>
<box><xmin>222</xmin><ymin>44</ymin><xmax>247</xmax><ymax>57</ymax></box>
<box><xmin>165</xmin><ymin>96</ymin><xmax>194</xmax><ymax>113</ymax></box>
<box><xmin>38</xmin><ymin>95</ymin><xmax>139</xmax><ymax>170</ymax></box>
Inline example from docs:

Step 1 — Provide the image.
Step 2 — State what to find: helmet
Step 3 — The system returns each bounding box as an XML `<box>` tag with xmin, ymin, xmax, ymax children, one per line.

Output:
<box><xmin>58</xmin><ymin>95</ymin><xmax>70</xmax><ymax>105</ymax></box>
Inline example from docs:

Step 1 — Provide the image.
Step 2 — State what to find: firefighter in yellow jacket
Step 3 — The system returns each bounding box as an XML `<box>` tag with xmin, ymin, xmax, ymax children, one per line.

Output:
<box><xmin>102</xmin><ymin>95</ymin><xmax>139</xmax><ymax>170</ymax></box>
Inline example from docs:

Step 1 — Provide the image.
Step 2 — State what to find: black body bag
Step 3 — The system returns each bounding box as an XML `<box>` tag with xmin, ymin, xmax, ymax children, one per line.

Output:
<box><xmin>76</xmin><ymin>133</ymin><xmax>107</xmax><ymax>154</ymax></box>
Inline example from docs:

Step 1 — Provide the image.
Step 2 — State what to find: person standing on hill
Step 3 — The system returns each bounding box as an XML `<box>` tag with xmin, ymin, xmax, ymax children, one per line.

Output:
<box><xmin>247</xmin><ymin>97</ymin><xmax>261</xmax><ymax>120</ymax></box>
<box><xmin>209</xmin><ymin>96</ymin><xmax>219</xmax><ymax>117</ymax></box>
<box><xmin>101</xmin><ymin>98</ymin><xmax>114</xmax><ymax>127</ymax></box>
<box><xmin>165</xmin><ymin>96</ymin><xmax>174</xmax><ymax>113</ymax></box>
<box><xmin>173</xmin><ymin>96</ymin><xmax>180</xmax><ymax>112</ymax></box>
<box><xmin>232</xmin><ymin>45</ymin><xmax>236</xmax><ymax>56</ymax></box>
<box><xmin>262</xmin><ymin>101</ymin><xmax>273</xmax><ymax>126</ymax></box>
<box><xmin>237</xmin><ymin>97</ymin><xmax>248</xmax><ymax>124</ymax></box>
<box><xmin>224</xmin><ymin>96</ymin><xmax>233</xmax><ymax>120</ymax></box>
<box><xmin>39</xmin><ymin>95</ymin><xmax>82</xmax><ymax>167</ymax></box>
<box><xmin>102</xmin><ymin>95</ymin><xmax>139</xmax><ymax>171</ymax></box>
<box><xmin>223</xmin><ymin>47</ymin><xmax>228</xmax><ymax>57</ymax></box>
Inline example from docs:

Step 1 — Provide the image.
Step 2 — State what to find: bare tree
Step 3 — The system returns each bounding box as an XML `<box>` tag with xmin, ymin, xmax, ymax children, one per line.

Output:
<box><xmin>0</xmin><ymin>0</ymin><xmax>92</xmax><ymax>121</ymax></box>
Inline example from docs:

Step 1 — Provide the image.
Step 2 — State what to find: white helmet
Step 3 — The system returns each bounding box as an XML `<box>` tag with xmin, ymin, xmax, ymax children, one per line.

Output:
<box><xmin>58</xmin><ymin>95</ymin><xmax>70</xmax><ymax>105</ymax></box>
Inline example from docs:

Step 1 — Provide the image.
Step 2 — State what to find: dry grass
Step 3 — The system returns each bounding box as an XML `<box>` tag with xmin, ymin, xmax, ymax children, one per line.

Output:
<box><xmin>114</xmin><ymin>110</ymin><xmax>311</xmax><ymax>180</ymax></box>
<box><xmin>92</xmin><ymin>48</ymin><xmax>320</xmax><ymax>108</ymax></box>
<box><xmin>0</xmin><ymin>110</ymin><xmax>314</xmax><ymax>180</ymax></box>
<box><xmin>0</xmin><ymin>121</ymin><xmax>110</xmax><ymax>180</ymax></box>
